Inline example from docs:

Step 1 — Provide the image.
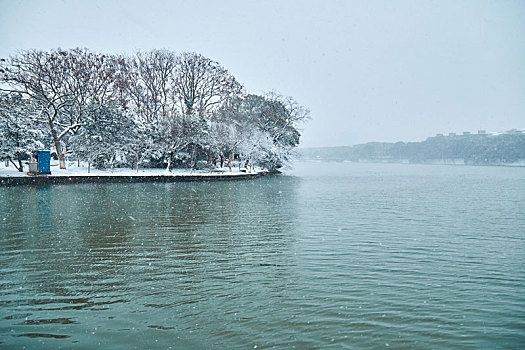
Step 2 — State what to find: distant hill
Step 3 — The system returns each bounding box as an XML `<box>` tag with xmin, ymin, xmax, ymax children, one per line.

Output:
<box><xmin>299</xmin><ymin>130</ymin><xmax>525</xmax><ymax>166</ymax></box>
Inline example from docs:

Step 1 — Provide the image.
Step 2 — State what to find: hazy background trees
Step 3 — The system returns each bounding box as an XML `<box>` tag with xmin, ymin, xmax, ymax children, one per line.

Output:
<box><xmin>0</xmin><ymin>48</ymin><xmax>308</xmax><ymax>172</ymax></box>
<box><xmin>298</xmin><ymin>132</ymin><xmax>525</xmax><ymax>165</ymax></box>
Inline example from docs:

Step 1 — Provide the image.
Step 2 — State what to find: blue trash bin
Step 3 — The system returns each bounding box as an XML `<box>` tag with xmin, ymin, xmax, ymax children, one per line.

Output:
<box><xmin>38</xmin><ymin>150</ymin><xmax>51</xmax><ymax>175</ymax></box>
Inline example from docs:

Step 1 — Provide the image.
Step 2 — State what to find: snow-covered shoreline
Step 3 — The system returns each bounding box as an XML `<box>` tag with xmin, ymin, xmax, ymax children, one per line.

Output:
<box><xmin>0</xmin><ymin>161</ymin><xmax>272</xmax><ymax>186</ymax></box>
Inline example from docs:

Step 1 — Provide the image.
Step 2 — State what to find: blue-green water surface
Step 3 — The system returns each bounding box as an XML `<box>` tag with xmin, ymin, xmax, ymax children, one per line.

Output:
<box><xmin>1</xmin><ymin>162</ymin><xmax>524</xmax><ymax>349</ymax></box>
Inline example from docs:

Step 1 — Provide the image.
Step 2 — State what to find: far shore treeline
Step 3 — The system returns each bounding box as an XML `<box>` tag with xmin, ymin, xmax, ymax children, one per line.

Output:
<box><xmin>0</xmin><ymin>48</ymin><xmax>309</xmax><ymax>172</ymax></box>
<box><xmin>300</xmin><ymin>131</ymin><xmax>525</xmax><ymax>165</ymax></box>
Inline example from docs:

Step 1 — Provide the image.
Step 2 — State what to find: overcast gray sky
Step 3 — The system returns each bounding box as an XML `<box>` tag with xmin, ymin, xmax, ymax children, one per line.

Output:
<box><xmin>1</xmin><ymin>0</ymin><xmax>524</xmax><ymax>147</ymax></box>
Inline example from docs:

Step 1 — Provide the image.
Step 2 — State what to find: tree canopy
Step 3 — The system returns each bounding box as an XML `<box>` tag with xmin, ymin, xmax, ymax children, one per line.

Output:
<box><xmin>0</xmin><ymin>48</ymin><xmax>309</xmax><ymax>172</ymax></box>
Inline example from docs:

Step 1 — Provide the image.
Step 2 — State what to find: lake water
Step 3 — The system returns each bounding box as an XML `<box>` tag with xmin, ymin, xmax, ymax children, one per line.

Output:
<box><xmin>1</xmin><ymin>162</ymin><xmax>524</xmax><ymax>349</ymax></box>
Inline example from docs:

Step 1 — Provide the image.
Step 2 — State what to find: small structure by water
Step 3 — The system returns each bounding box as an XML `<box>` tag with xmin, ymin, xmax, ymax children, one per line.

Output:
<box><xmin>27</xmin><ymin>150</ymin><xmax>51</xmax><ymax>176</ymax></box>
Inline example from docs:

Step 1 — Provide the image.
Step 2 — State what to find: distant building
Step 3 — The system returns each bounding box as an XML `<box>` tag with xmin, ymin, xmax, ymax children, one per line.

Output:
<box><xmin>462</xmin><ymin>131</ymin><xmax>471</xmax><ymax>135</ymax></box>
<box><xmin>448</xmin><ymin>132</ymin><xmax>456</xmax><ymax>137</ymax></box>
<box><xmin>478</xmin><ymin>130</ymin><xmax>486</xmax><ymax>134</ymax></box>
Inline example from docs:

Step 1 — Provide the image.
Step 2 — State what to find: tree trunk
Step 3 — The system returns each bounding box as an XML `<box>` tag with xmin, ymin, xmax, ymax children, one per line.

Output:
<box><xmin>227</xmin><ymin>150</ymin><xmax>233</xmax><ymax>172</ymax></box>
<box><xmin>110</xmin><ymin>154</ymin><xmax>115</xmax><ymax>172</ymax></box>
<box><xmin>48</xmin><ymin>118</ymin><xmax>66</xmax><ymax>169</ymax></box>
<box><xmin>9</xmin><ymin>158</ymin><xmax>23</xmax><ymax>172</ymax></box>
<box><xmin>166</xmin><ymin>153</ymin><xmax>173</xmax><ymax>172</ymax></box>
<box><xmin>88</xmin><ymin>162</ymin><xmax>91</xmax><ymax>173</ymax></box>
<box><xmin>190</xmin><ymin>146</ymin><xmax>196</xmax><ymax>169</ymax></box>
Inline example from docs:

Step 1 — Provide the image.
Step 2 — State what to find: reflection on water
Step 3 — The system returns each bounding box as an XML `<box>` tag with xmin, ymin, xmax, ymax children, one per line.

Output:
<box><xmin>1</xmin><ymin>163</ymin><xmax>525</xmax><ymax>348</ymax></box>
<box><xmin>1</xmin><ymin>178</ymin><xmax>300</xmax><ymax>348</ymax></box>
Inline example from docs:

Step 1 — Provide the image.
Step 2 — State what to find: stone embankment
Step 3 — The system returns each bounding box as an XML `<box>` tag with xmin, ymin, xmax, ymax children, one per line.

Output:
<box><xmin>0</xmin><ymin>171</ymin><xmax>275</xmax><ymax>187</ymax></box>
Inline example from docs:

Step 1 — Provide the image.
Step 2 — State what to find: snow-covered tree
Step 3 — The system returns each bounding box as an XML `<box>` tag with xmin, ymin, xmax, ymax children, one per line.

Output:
<box><xmin>247</xmin><ymin>93</ymin><xmax>307</xmax><ymax>148</ymax></box>
<box><xmin>124</xmin><ymin>50</ymin><xmax>181</xmax><ymax>170</ymax></box>
<box><xmin>208</xmin><ymin>100</ymin><xmax>257</xmax><ymax>171</ymax></box>
<box><xmin>162</xmin><ymin>113</ymin><xmax>206</xmax><ymax>170</ymax></box>
<box><xmin>213</xmin><ymin>93</ymin><xmax>309</xmax><ymax>170</ymax></box>
<box><xmin>237</xmin><ymin>128</ymin><xmax>274</xmax><ymax>172</ymax></box>
<box><xmin>0</xmin><ymin>48</ymin><xmax>126</xmax><ymax>168</ymax></box>
<box><xmin>207</xmin><ymin>118</ymin><xmax>238</xmax><ymax>170</ymax></box>
<box><xmin>0</xmin><ymin>93</ymin><xmax>45</xmax><ymax>171</ymax></box>
<box><xmin>69</xmin><ymin>102</ymin><xmax>133</xmax><ymax>172</ymax></box>
<box><xmin>0</xmin><ymin>48</ymin><xmax>309</xmax><ymax>172</ymax></box>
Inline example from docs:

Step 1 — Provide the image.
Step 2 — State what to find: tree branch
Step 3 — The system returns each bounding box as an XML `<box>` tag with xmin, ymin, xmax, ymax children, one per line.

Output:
<box><xmin>57</xmin><ymin>123</ymin><xmax>81</xmax><ymax>140</ymax></box>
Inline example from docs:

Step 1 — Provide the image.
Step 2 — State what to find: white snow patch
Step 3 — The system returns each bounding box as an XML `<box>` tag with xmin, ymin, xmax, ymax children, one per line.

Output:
<box><xmin>0</xmin><ymin>160</ymin><xmax>266</xmax><ymax>178</ymax></box>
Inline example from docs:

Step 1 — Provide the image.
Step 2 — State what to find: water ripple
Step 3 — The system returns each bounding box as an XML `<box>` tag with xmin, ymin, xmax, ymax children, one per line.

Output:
<box><xmin>1</xmin><ymin>164</ymin><xmax>524</xmax><ymax>348</ymax></box>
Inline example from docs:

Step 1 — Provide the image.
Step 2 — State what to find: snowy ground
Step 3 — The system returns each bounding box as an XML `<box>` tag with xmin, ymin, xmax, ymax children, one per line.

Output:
<box><xmin>0</xmin><ymin>160</ymin><xmax>265</xmax><ymax>178</ymax></box>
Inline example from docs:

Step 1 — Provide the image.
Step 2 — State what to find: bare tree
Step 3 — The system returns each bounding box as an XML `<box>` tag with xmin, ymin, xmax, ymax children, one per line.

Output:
<box><xmin>124</xmin><ymin>50</ymin><xmax>186</xmax><ymax>171</ymax></box>
<box><xmin>125</xmin><ymin>50</ymin><xmax>178</xmax><ymax>123</ymax></box>
<box><xmin>173</xmin><ymin>52</ymin><xmax>243</xmax><ymax>117</ymax></box>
